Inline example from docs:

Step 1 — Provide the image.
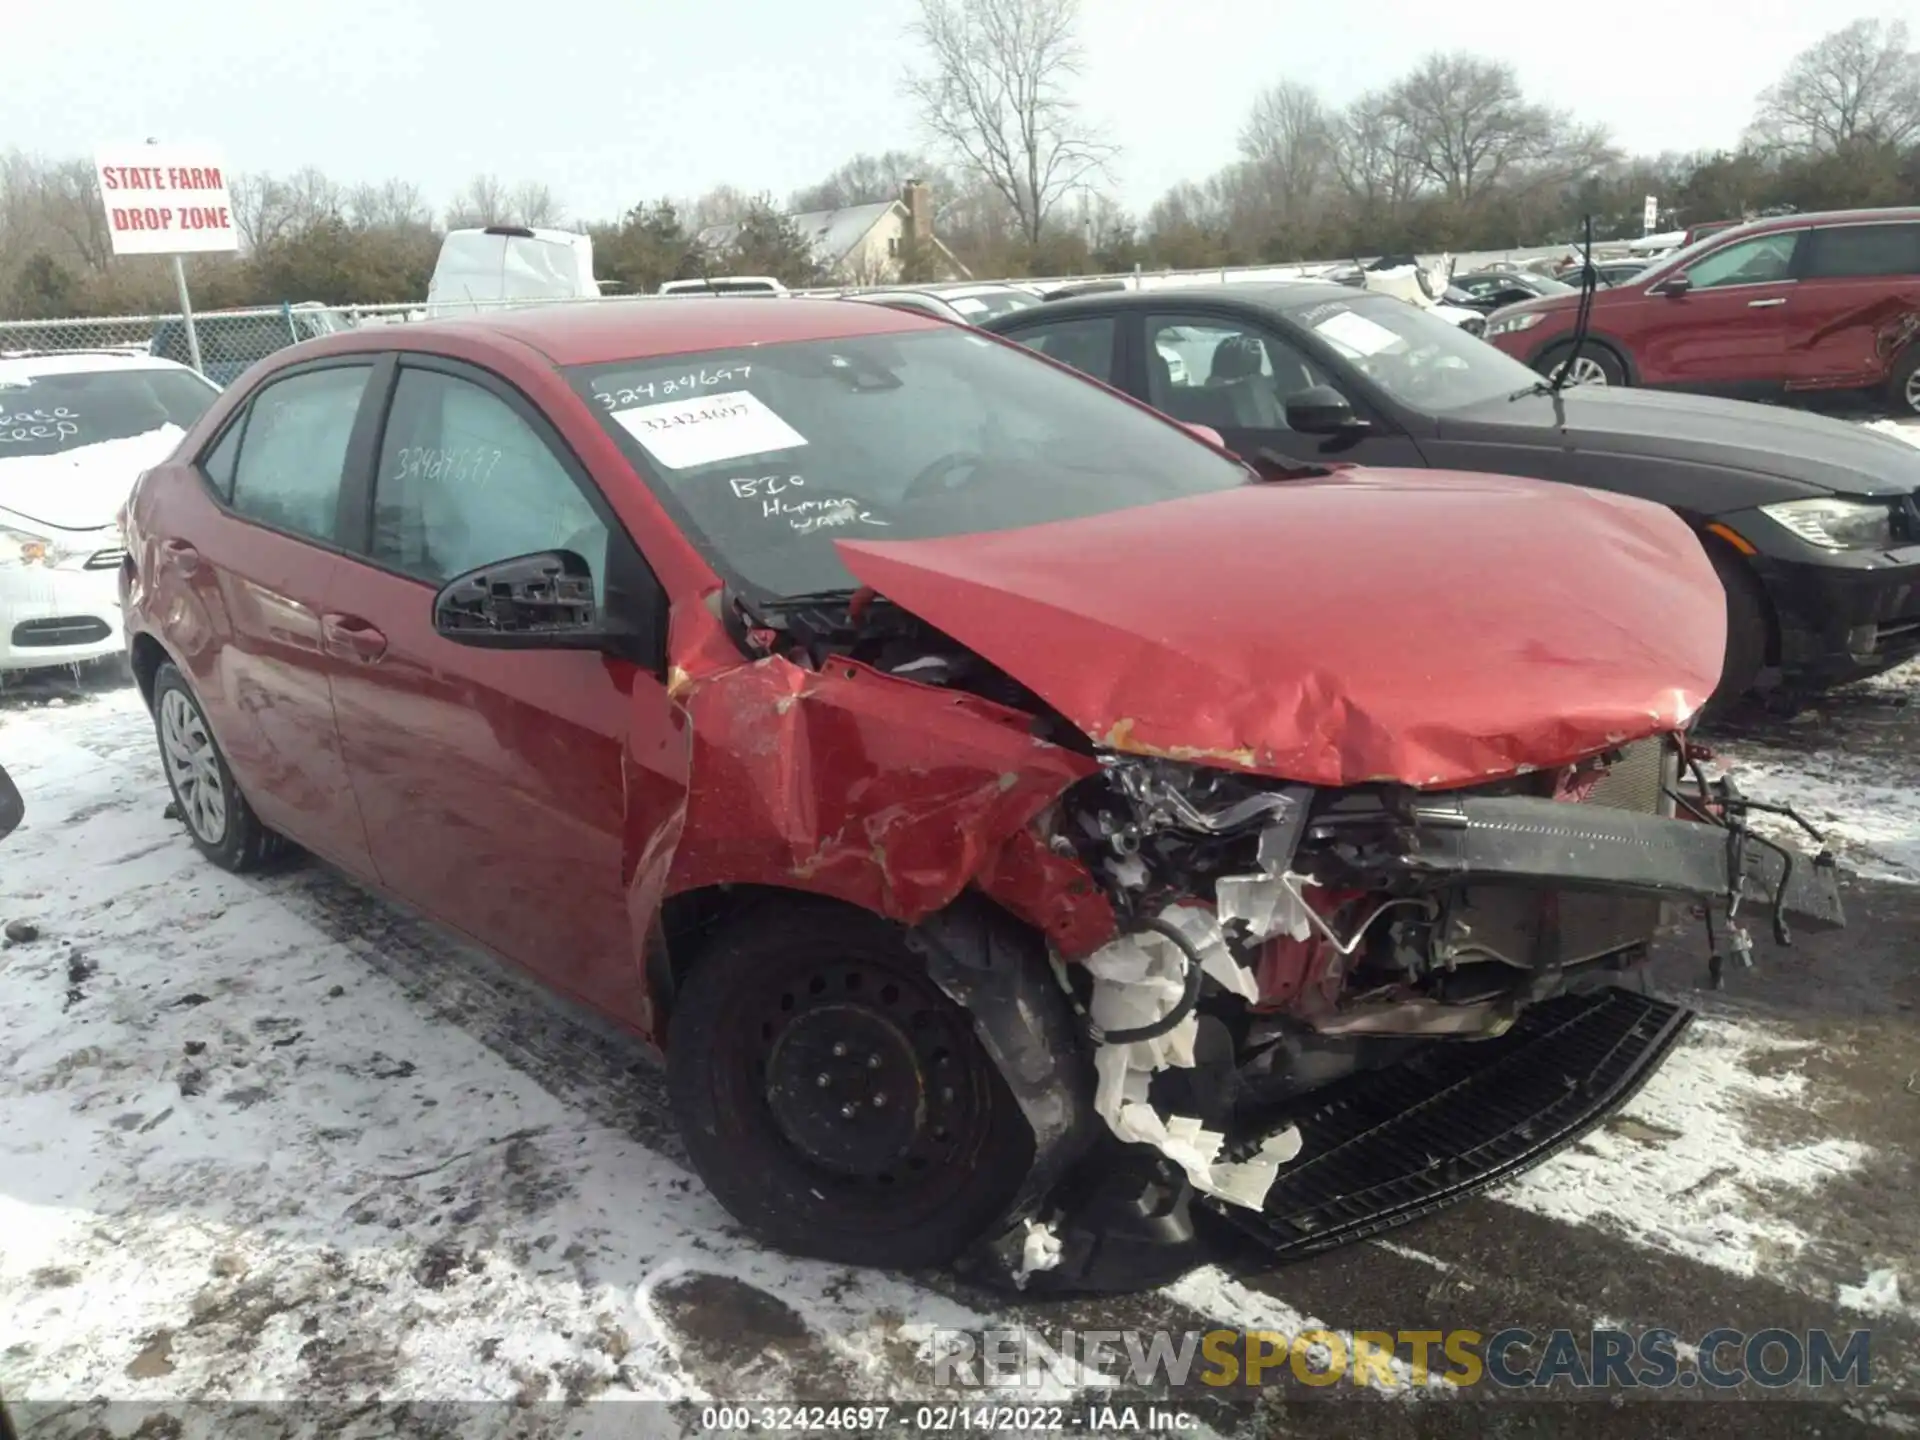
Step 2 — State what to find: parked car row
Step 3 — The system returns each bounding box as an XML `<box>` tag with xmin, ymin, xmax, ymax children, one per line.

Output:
<box><xmin>106</xmin><ymin>290</ymin><xmax>1850</xmax><ymax>1295</ymax></box>
<box><xmin>979</xmin><ymin>281</ymin><xmax>1920</xmax><ymax>705</ymax></box>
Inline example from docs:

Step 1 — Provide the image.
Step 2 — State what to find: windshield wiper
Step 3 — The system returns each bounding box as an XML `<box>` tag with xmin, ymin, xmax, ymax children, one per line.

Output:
<box><xmin>1548</xmin><ymin>213</ymin><xmax>1600</xmax><ymax>396</ymax></box>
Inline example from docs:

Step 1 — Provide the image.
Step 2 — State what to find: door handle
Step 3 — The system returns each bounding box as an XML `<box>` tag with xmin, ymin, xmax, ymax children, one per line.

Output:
<box><xmin>1748</xmin><ymin>297</ymin><xmax>1787</xmax><ymax>308</ymax></box>
<box><xmin>161</xmin><ymin>538</ymin><xmax>201</xmax><ymax>575</ymax></box>
<box><xmin>320</xmin><ymin>613</ymin><xmax>388</xmax><ymax>663</ymax></box>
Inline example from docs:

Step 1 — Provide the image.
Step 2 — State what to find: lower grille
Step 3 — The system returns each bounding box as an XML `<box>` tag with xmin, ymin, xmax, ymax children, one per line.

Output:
<box><xmin>83</xmin><ymin>547</ymin><xmax>127</xmax><ymax>571</ymax></box>
<box><xmin>1212</xmin><ymin>987</ymin><xmax>1694</xmax><ymax>1258</ymax></box>
<box><xmin>10</xmin><ymin>616</ymin><xmax>111</xmax><ymax>648</ymax></box>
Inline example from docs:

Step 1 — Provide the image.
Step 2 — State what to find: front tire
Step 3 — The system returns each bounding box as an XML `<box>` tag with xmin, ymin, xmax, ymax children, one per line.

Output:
<box><xmin>151</xmin><ymin>662</ymin><xmax>289</xmax><ymax>872</ymax></box>
<box><xmin>1703</xmin><ymin>544</ymin><xmax>1771</xmax><ymax>715</ymax></box>
<box><xmin>1538</xmin><ymin>341</ymin><xmax>1626</xmax><ymax>388</ymax></box>
<box><xmin>667</xmin><ymin>899</ymin><xmax>1035</xmax><ymax>1271</ymax></box>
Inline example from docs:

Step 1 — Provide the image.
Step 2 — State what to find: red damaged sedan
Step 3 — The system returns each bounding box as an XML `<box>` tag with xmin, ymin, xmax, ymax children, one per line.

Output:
<box><xmin>118</xmin><ymin>299</ymin><xmax>1843</xmax><ymax>1291</ymax></box>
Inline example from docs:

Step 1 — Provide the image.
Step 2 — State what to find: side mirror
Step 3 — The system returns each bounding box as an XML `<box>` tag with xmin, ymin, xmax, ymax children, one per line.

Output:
<box><xmin>433</xmin><ymin>550</ymin><xmax>608</xmax><ymax>650</ymax></box>
<box><xmin>1286</xmin><ymin>385</ymin><xmax>1368</xmax><ymax>436</ymax></box>
<box><xmin>1181</xmin><ymin>421</ymin><xmax>1226</xmax><ymax>449</ymax></box>
<box><xmin>0</xmin><ymin>763</ymin><xmax>21</xmax><ymax>841</ymax></box>
<box><xmin>1654</xmin><ymin>273</ymin><xmax>1691</xmax><ymax>297</ymax></box>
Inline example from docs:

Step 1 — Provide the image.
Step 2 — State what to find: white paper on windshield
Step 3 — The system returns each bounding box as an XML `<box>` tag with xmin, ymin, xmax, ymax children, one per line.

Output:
<box><xmin>1314</xmin><ymin>310</ymin><xmax>1402</xmax><ymax>358</ymax></box>
<box><xmin>949</xmin><ymin>297</ymin><xmax>988</xmax><ymax>315</ymax></box>
<box><xmin>611</xmin><ymin>389</ymin><xmax>807</xmax><ymax>470</ymax></box>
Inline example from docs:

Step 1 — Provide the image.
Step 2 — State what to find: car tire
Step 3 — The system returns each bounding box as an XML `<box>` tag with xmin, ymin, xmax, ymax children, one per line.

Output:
<box><xmin>1537</xmin><ymin>341</ymin><xmax>1626</xmax><ymax>388</ymax></box>
<box><xmin>1703</xmin><ymin>544</ymin><xmax>1771</xmax><ymax>715</ymax></box>
<box><xmin>151</xmin><ymin>662</ymin><xmax>291</xmax><ymax>872</ymax></box>
<box><xmin>667</xmin><ymin>898</ymin><xmax>1035</xmax><ymax>1271</ymax></box>
<box><xmin>1887</xmin><ymin>346</ymin><xmax>1920</xmax><ymax>416</ymax></box>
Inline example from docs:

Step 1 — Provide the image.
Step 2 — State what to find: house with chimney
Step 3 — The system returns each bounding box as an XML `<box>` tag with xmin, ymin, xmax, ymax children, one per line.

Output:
<box><xmin>696</xmin><ymin>181</ymin><xmax>969</xmax><ymax>285</ymax></box>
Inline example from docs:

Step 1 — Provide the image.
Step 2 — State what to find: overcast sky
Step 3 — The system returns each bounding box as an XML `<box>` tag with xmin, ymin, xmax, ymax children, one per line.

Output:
<box><xmin>1</xmin><ymin>0</ymin><xmax>1900</xmax><ymax>222</ymax></box>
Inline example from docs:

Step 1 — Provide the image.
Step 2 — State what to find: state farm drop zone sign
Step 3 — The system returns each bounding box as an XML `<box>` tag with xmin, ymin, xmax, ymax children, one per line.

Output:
<box><xmin>93</xmin><ymin>145</ymin><xmax>240</xmax><ymax>255</ymax></box>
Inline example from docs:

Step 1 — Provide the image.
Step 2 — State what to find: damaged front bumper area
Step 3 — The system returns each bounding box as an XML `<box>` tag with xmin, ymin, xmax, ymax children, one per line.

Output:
<box><xmin>953</xmin><ymin>741</ymin><xmax>1844</xmax><ymax>1294</ymax></box>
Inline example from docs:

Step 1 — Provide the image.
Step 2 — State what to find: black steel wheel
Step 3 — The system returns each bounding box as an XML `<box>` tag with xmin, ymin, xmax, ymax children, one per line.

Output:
<box><xmin>667</xmin><ymin>900</ymin><xmax>1035</xmax><ymax>1270</ymax></box>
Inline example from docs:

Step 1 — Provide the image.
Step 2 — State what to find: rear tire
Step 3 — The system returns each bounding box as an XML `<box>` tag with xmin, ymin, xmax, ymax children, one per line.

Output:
<box><xmin>1888</xmin><ymin>346</ymin><xmax>1920</xmax><ymax>416</ymax></box>
<box><xmin>151</xmin><ymin>663</ymin><xmax>290</xmax><ymax>873</ymax></box>
<box><xmin>667</xmin><ymin>899</ymin><xmax>1035</xmax><ymax>1271</ymax></box>
<box><xmin>1703</xmin><ymin>544</ymin><xmax>1771</xmax><ymax>716</ymax></box>
<box><xmin>1538</xmin><ymin>342</ymin><xmax>1626</xmax><ymax>388</ymax></box>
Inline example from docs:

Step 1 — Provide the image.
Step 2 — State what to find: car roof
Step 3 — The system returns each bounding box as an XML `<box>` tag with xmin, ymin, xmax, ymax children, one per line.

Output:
<box><xmin>1717</xmin><ymin>207</ymin><xmax>1920</xmax><ymax>236</ymax></box>
<box><xmin>0</xmin><ymin>351</ymin><xmax>205</xmax><ymax>380</ymax></box>
<box><xmin>308</xmin><ymin>296</ymin><xmax>940</xmax><ymax>368</ymax></box>
<box><xmin>978</xmin><ymin>282</ymin><xmax>1363</xmax><ymax>326</ymax></box>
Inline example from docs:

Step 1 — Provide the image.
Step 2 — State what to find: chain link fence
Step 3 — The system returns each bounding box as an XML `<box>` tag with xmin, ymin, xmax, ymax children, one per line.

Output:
<box><xmin>0</xmin><ymin>242</ymin><xmax>1586</xmax><ymax>385</ymax></box>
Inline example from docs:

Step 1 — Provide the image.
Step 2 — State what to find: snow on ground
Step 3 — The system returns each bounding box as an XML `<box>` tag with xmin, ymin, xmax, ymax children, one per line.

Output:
<box><xmin>1711</xmin><ymin>659</ymin><xmax>1920</xmax><ymax>884</ymax></box>
<box><xmin>1501</xmin><ymin>1016</ymin><xmax>1875</xmax><ymax>1277</ymax></box>
<box><xmin>3</xmin><ymin>682</ymin><xmax>1909</xmax><ymax>1417</ymax></box>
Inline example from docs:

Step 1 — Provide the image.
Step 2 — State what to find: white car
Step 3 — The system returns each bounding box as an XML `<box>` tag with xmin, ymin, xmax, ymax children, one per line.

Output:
<box><xmin>0</xmin><ymin>352</ymin><xmax>219</xmax><ymax>671</ymax></box>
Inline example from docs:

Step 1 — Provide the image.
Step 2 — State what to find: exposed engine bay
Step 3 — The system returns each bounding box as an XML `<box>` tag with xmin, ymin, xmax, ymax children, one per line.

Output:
<box><xmin>735</xmin><ymin>586</ymin><xmax>1847</xmax><ymax>1293</ymax></box>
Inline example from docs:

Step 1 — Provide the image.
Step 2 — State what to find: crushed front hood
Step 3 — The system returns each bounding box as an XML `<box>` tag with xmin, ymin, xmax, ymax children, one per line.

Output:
<box><xmin>837</xmin><ymin>473</ymin><xmax>1726</xmax><ymax>788</ymax></box>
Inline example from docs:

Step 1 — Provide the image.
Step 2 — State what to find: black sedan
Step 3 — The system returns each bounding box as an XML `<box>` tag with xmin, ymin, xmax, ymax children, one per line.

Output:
<box><xmin>1448</xmin><ymin>269</ymin><xmax>1576</xmax><ymax>312</ymax></box>
<box><xmin>981</xmin><ymin>283</ymin><xmax>1920</xmax><ymax>705</ymax></box>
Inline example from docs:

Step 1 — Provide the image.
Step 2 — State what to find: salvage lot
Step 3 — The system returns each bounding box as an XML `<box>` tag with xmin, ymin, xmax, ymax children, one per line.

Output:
<box><xmin>2</xmin><ymin>469</ymin><xmax>1920</xmax><ymax>1434</ymax></box>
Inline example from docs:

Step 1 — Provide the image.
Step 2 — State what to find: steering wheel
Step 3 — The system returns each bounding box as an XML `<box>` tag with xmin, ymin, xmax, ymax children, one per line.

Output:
<box><xmin>902</xmin><ymin>451</ymin><xmax>990</xmax><ymax>503</ymax></box>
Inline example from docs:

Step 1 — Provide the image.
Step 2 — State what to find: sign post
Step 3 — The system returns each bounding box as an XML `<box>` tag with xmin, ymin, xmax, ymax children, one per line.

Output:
<box><xmin>93</xmin><ymin>141</ymin><xmax>238</xmax><ymax>377</ymax></box>
<box><xmin>1642</xmin><ymin>195</ymin><xmax>1659</xmax><ymax>236</ymax></box>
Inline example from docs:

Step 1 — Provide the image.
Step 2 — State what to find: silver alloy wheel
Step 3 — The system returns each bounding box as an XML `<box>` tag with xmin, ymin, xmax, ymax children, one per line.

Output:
<box><xmin>1904</xmin><ymin>366</ymin><xmax>1920</xmax><ymax>414</ymax></box>
<box><xmin>159</xmin><ymin>688</ymin><xmax>228</xmax><ymax>845</ymax></box>
<box><xmin>1552</xmin><ymin>354</ymin><xmax>1610</xmax><ymax>387</ymax></box>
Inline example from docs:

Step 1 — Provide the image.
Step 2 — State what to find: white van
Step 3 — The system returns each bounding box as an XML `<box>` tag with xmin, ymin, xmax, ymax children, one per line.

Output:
<box><xmin>426</xmin><ymin>226</ymin><xmax>599</xmax><ymax>315</ymax></box>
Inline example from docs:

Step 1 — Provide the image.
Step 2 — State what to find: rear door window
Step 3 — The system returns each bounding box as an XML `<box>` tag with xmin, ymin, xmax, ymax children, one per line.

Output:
<box><xmin>1803</xmin><ymin>224</ymin><xmax>1920</xmax><ymax>279</ymax></box>
<box><xmin>1000</xmin><ymin>316</ymin><xmax>1118</xmax><ymax>383</ymax></box>
<box><xmin>226</xmin><ymin>365</ymin><xmax>373</xmax><ymax>543</ymax></box>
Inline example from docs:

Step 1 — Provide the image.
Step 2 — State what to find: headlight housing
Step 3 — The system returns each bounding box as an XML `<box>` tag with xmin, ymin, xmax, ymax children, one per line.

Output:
<box><xmin>0</xmin><ymin>520</ymin><xmax>63</xmax><ymax>568</ymax></box>
<box><xmin>1485</xmin><ymin>311</ymin><xmax>1546</xmax><ymax>338</ymax></box>
<box><xmin>1757</xmin><ymin>497</ymin><xmax>1894</xmax><ymax>551</ymax></box>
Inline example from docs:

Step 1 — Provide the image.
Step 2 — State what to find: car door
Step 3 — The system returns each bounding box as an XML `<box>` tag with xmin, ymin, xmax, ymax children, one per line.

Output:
<box><xmin>162</xmin><ymin>360</ymin><xmax>378</xmax><ymax>876</ymax></box>
<box><xmin>323</xmin><ymin>355</ymin><xmax>687</xmax><ymax>1033</ymax></box>
<box><xmin>1136</xmin><ymin>310</ymin><xmax>1428</xmax><ymax>472</ymax></box>
<box><xmin>1785</xmin><ymin>221</ymin><xmax>1920</xmax><ymax>389</ymax></box>
<box><xmin>1637</xmin><ymin>230</ymin><xmax>1804</xmax><ymax>394</ymax></box>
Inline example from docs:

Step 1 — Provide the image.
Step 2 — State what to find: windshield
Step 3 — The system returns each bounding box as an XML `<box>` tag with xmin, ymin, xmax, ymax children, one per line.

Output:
<box><xmin>569</xmin><ymin>328</ymin><xmax>1249</xmax><ymax>599</ymax></box>
<box><xmin>1286</xmin><ymin>293</ymin><xmax>1544</xmax><ymax>411</ymax></box>
<box><xmin>0</xmin><ymin>367</ymin><xmax>218</xmax><ymax>460</ymax></box>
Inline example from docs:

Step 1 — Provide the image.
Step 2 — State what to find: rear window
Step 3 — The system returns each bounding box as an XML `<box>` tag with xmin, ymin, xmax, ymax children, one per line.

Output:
<box><xmin>568</xmin><ymin>327</ymin><xmax>1247</xmax><ymax>599</ymax></box>
<box><xmin>1804</xmin><ymin>224</ymin><xmax>1920</xmax><ymax>280</ymax></box>
<box><xmin>0</xmin><ymin>368</ymin><xmax>219</xmax><ymax>459</ymax></box>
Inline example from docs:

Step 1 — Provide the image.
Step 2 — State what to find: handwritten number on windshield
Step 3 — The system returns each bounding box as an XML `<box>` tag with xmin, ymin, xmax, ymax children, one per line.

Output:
<box><xmin>595</xmin><ymin>365</ymin><xmax>754</xmax><ymax>410</ymax></box>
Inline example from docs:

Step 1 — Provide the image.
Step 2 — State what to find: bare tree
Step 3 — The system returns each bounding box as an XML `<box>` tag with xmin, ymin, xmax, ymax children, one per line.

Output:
<box><xmin>1383</xmin><ymin>53</ymin><xmax>1565</xmax><ymax>203</ymax></box>
<box><xmin>1331</xmin><ymin>92</ymin><xmax>1421</xmax><ymax>214</ymax></box>
<box><xmin>445</xmin><ymin>173</ymin><xmax>511</xmax><ymax>229</ymax></box>
<box><xmin>688</xmin><ymin>184</ymin><xmax>758</xmax><ymax>231</ymax></box>
<box><xmin>904</xmin><ymin>0</ymin><xmax>1115</xmax><ymax>245</ymax></box>
<box><xmin>508</xmin><ymin>180</ymin><xmax>563</xmax><ymax>228</ymax></box>
<box><xmin>347</xmin><ymin>178</ymin><xmax>433</xmax><ymax>232</ymax></box>
<box><xmin>790</xmin><ymin>151</ymin><xmax>953</xmax><ymax>213</ymax></box>
<box><xmin>1238</xmin><ymin>80</ymin><xmax>1332</xmax><ymax>220</ymax></box>
<box><xmin>1749</xmin><ymin>18</ymin><xmax>1920</xmax><ymax>153</ymax></box>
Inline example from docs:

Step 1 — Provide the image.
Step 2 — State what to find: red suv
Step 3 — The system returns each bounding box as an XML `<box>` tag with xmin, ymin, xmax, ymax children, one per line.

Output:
<box><xmin>1486</xmin><ymin>208</ymin><xmax>1920</xmax><ymax>413</ymax></box>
